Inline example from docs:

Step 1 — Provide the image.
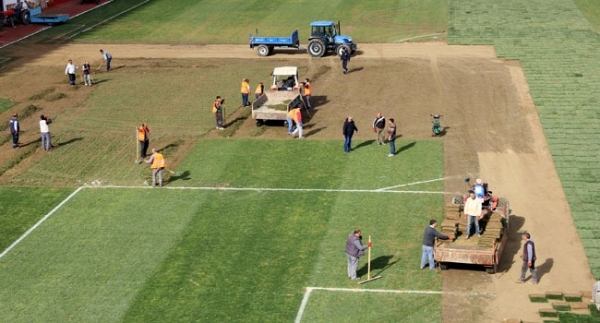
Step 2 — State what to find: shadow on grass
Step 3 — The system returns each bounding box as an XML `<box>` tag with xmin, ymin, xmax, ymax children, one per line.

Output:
<box><xmin>56</xmin><ymin>137</ymin><xmax>83</xmax><ymax>147</ymax></box>
<box><xmin>357</xmin><ymin>255</ymin><xmax>398</xmax><ymax>277</ymax></box>
<box><xmin>354</xmin><ymin>140</ymin><xmax>375</xmax><ymax>150</ymax></box>
<box><xmin>396</xmin><ymin>141</ymin><xmax>416</xmax><ymax>154</ymax></box>
<box><xmin>168</xmin><ymin>170</ymin><xmax>191</xmax><ymax>183</ymax></box>
<box><xmin>304</xmin><ymin>126</ymin><xmax>325</xmax><ymax>137</ymax></box>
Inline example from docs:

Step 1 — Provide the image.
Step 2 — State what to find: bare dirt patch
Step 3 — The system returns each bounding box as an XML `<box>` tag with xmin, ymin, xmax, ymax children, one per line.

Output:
<box><xmin>0</xmin><ymin>42</ymin><xmax>593</xmax><ymax>321</ymax></box>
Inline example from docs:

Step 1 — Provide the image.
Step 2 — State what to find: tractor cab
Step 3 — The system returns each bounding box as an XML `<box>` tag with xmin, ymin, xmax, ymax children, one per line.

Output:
<box><xmin>307</xmin><ymin>20</ymin><xmax>357</xmax><ymax>57</ymax></box>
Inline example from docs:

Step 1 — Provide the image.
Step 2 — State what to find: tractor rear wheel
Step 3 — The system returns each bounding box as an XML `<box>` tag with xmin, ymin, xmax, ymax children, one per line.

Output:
<box><xmin>257</xmin><ymin>45</ymin><xmax>269</xmax><ymax>57</ymax></box>
<box><xmin>20</xmin><ymin>10</ymin><xmax>31</xmax><ymax>25</ymax></box>
<box><xmin>336</xmin><ymin>44</ymin><xmax>350</xmax><ymax>57</ymax></box>
<box><xmin>307</xmin><ymin>39</ymin><xmax>325</xmax><ymax>57</ymax></box>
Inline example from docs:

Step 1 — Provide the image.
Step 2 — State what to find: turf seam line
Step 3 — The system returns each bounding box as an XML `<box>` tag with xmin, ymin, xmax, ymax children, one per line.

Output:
<box><xmin>90</xmin><ymin>185</ymin><xmax>445</xmax><ymax>194</ymax></box>
<box><xmin>0</xmin><ymin>186</ymin><xmax>83</xmax><ymax>260</ymax></box>
<box><xmin>376</xmin><ymin>177</ymin><xmax>445</xmax><ymax>191</ymax></box>
<box><xmin>67</xmin><ymin>0</ymin><xmax>151</xmax><ymax>39</ymax></box>
<box><xmin>308</xmin><ymin>286</ymin><xmax>443</xmax><ymax>294</ymax></box>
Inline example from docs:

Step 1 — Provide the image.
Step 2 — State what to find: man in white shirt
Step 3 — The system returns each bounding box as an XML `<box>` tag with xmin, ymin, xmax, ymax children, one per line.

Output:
<box><xmin>464</xmin><ymin>190</ymin><xmax>482</xmax><ymax>239</ymax></box>
<box><xmin>39</xmin><ymin>115</ymin><xmax>51</xmax><ymax>151</ymax></box>
<box><xmin>64</xmin><ymin>59</ymin><xmax>76</xmax><ymax>86</ymax></box>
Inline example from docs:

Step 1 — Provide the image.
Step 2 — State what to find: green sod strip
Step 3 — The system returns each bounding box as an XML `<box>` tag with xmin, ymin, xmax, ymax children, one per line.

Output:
<box><xmin>177</xmin><ymin>139</ymin><xmax>444</xmax><ymax>190</ymax></box>
<box><xmin>73</xmin><ymin>0</ymin><xmax>446</xmax><ymax>44</ymax></box>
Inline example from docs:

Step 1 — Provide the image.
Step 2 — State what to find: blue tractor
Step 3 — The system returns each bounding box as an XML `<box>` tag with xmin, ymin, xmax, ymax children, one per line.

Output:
<box><xmin>306</xmin><ymin>20</ymin><xmax>357</xmax><ymax>58</ymax></box>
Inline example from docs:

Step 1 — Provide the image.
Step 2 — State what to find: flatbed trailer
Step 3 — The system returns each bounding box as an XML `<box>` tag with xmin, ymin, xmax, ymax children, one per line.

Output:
<box><xmin>434</xmin><ymin>198</ymin><xmax>510</xmax><ymax>274</ymax></box>
<box><xmin>251</xmin><ymin>90</ymin><xmax>303</xmax><ymax>124</ymax></box>
<box><xmin>249</xmin><ymin>30</ymin><xmax>301</xmax><ymax>57</ymax></box>
<box><xmin>29</xmin><ymin>7</ymin><xmax>69</xmax><ymax>25</ymax></box>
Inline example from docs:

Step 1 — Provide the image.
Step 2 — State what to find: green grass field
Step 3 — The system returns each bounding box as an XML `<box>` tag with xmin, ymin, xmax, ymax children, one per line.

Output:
<box><xmin>3</xmin><ymin>0</ymin><xmax>600</xmax><ymax>321</ymax></box>
<box><xmin>0</xmin><ymin>140</ymin><xmax>444</xmax><ymax>322</ymax></box>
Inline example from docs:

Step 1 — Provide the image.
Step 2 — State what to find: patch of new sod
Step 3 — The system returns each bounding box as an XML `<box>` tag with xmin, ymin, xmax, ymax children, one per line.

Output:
<box><xmin>0</xmin><ymin>139</ymin><xmax>443</xmax><ymax>322</ymax></box>
<box><xmin>9</xmin><ymin>59</ymin><xmax>309</xmax><ymax>186</ymax></box>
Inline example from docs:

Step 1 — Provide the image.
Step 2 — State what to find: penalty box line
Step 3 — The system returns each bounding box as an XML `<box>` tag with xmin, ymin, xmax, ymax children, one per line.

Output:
<box><xmin>0</xmin><ymin>186</ymin><xmax>84</xmax><ymax>261</ymax></box>
<box><xmin>295</xmin><ymin>287</ymin><xmax>443</xmax><ymax>323</ymax></box>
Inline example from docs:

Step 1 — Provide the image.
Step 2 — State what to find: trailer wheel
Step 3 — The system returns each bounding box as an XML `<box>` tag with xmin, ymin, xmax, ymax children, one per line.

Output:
<box><xmin>336</xmin><ymin>44</ymin><xmax>350</xmax><ymax>57</ymax></box>
<box><xmin>268</xmin><ymin>46</ymin><xmax>274</xmax><ymax>55</ymax></box>
<box><xmin>20</xmin><ymin>10</ymin><xmax>31</xmax><ymax>25</ymax></box>
<box><xmin>307</xmin><ymin>39</ymin><xmax>325</xmax><ymax>57</ymax></box>
<box><xmin>485</xmin><ymin>266</ymin><xmax>496</xmax><ymax>274</ymax></box>
<box><xmin>439</xmin><ymin>263</ymin><xmax>449</xmax><ymax>270</ymax></box>
<box><xmin>257</xmin><ymin>45</ymin><xmax>269</xmax><ymax>57</ymax></box>
<box><xmin>452</xmin><ymin>195</ymin><xmax>463</xmax><ymax>205</ymax></box>
<box><xmin>255</xmin><ymin>119</ymin><xmax>264</xmax><ymax>126</ymax></box>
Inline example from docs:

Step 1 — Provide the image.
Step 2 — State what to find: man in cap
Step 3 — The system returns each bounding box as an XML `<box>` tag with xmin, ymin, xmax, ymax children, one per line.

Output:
<box><xmin>516</xmin><ymin>232</ymin><xmax>538</xmax><ymax>284</ymax></box>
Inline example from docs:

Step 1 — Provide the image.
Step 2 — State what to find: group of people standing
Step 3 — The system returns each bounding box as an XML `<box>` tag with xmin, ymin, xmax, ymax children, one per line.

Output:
<box><xmin>8</xmin><ymin>113</ymin><xmax>52</xmax><ymax>151</ymax></box>
<box><xmin>342</xmin><ymin>113</ymin><xmax>397</xmax><ymax>156</ymax></box>
<box><xmin>64</xmin><ymin>49</ymin><xmax>112</xmax><ymax>86</ymax></box>
<box><xmin>136</xmin><ymin>123</ymin><xmax>167</xmax><ymax>187</ymax></box>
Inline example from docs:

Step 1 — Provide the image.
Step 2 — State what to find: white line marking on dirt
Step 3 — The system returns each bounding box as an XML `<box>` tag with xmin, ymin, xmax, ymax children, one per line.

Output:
<box><xmin>0</xmin><ymin>186</ymin><xmax>84</xmax><ymax>260</ymax></box>
<box><xmin>93</xmin><ymin>185</ymin><xmax>445</xmax><ymax>194</ymax></box>
<box><xmin>376</xmin><ymin>177</ymin><xmax>444</xmax><ymax>191</ymax></box>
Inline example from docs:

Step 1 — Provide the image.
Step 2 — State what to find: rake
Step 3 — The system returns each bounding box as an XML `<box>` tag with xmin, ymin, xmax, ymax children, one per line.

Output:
<box><xmin>134</xmin><ymin>129</ymin><xmax>142</xmax><ymax>164</ymax></box>
<box><xmin>166</xmin><ymin>168</ymin><xmax>182</xmax><ymax>176</ymax></box>
<box><xmin>359</xmin><ymin>235</ymin><xmax>382</xmax><ymax>284</ymax></box>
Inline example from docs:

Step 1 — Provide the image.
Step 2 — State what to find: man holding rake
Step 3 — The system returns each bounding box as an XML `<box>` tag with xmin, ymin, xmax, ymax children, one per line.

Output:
<box><xmin>345</xmin><ymin>229</ymin><xmax>371</xmax><ymax>280</ymax></box>
<box><xmin>145</xmin><ymin>148</ymin><xmax>166</xmax><ymax>187</ymax></box>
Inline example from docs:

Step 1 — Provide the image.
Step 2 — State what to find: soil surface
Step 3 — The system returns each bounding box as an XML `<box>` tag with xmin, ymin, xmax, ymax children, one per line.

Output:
<box><xmin>0</xmin><ymin>42</ymin><xmax>594</xmax><ymax>321</ymax></box>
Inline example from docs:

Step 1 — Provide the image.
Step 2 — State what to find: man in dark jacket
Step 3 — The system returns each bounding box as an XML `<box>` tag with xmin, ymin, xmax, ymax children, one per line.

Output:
<box><xmin>340</xmin><ymin>47</ymin><xmax>350</xmax><ymax>74</ymax></box>
<box><xmin>9</xmin><ymin>113</ymin><xmax>19</xmax><ymax>149</ymax></box>
<box><xmin>421</xmin><ymin>219</ymin><xmax>453</xmax><ymax>270</ymax></box>
<box><xmin>516</xmin><ymin>232</ymin><xmax>538</xmax><ymax>284</ymax></box>
<box><xmin>346</xmin><ymin>229</ymin><xmax>371</xmax><ymax>280</ymax></box>
<box><xmin>343</xmin><ymin>116</ymin><xmax>358</xmax><ymax>153</ymax></box>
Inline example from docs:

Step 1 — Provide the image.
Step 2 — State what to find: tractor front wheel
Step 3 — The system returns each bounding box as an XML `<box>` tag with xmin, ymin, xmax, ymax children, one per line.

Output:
<box><xmin>336</xmin><ymin>44</ymin><xmax>350</xmax><ymax>57</ymax></box>
<box><xmin>257</xmin><ymin>45</ymin><xmax>269</xmax><ymax>57</ymax></box>
<box><xmin>307</xmin><ymin>39</ymin><xmax>325</xmax><ymax>57</ymax></box>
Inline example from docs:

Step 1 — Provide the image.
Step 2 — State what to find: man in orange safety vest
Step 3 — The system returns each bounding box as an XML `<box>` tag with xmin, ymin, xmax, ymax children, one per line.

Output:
<box><xmin>145</xmin><ymin>148</ymin><xmax>166</xmax><ymax>187</ymax></box>
<box><xmin>138</xmin><ymin>123</ymin><xmax>150</xmax><ymax>158</ymax></box>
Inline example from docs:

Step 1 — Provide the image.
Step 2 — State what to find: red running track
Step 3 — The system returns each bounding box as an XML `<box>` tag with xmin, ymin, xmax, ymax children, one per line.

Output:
<box><xmin>0</xmin><ymin>0</ymin><xmax>110</xmax><ymax>48</ymax></box>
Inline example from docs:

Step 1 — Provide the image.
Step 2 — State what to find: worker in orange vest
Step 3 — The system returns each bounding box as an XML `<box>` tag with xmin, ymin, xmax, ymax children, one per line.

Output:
<box><xmin>301</xmin><ymin>78</ymin><xmax>313</xmax><ymax>110</ymax></box>
<box><xmin>137</xmin><ymin>123</ymin><xmax>150</xmax><ymax>158</ymax></box>
<box><xmin>241</xmin><ymin>78</ymin><xmax>250</xmax><ymax>107</ymax></box>
<box><xmin>145</xmin><ymin>148</ymin><xmax>166</xmax><ymax>187</ymax></box>
<box><xmin>255</xmin><ymin>82</ymin><xmax>264</xmax><ymax>99</ymax></box>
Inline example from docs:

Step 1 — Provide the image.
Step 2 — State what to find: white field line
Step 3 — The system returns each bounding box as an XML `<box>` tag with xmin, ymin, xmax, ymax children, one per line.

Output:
<box><xmin>93</xmin><ymin>185</ymin><xmax>445</xmax><ymax>194</ymax></box>
<box><xmin>376</xmin><ymin>177</ymin><xmax>444</xmax><ymax>191</ymax></box>
<box><xmin>67</xmin><ymin>0</ymin><xmax>151</xmax><ymax>39</ymax></box>
<box><xmin>294</xmin><ymin>287</ymin><xmax>313</xmax><ymax>323</ymax></box>
<box><xmin>0</xmin><ymin>186</ymin><xmax>84</xmax><ymax>260</ymax></box>
<box><xmin>294</xmin><ymin>286</ymin><xmax>443</xmax><ymax>323</ymax></box>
